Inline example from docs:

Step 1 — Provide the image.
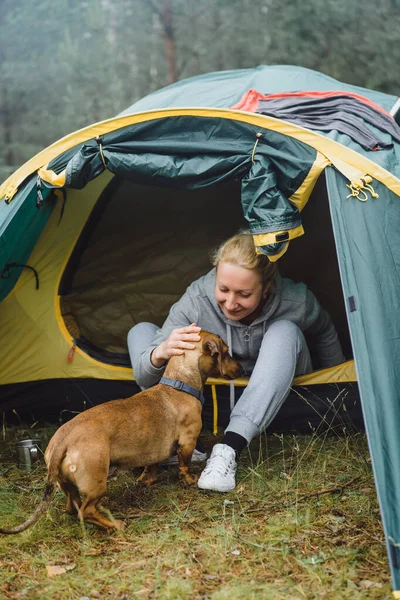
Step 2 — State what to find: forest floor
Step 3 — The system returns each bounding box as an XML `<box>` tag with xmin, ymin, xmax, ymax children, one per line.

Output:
<box><xmin>0</xmin><ymin>419</ymin><xmax>393</xmax><ymax>600</ymax></box>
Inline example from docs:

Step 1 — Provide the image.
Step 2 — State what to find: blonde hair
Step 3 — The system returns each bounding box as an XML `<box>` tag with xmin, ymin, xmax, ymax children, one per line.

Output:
<box><xmin>210</xmin><ymin>230</ymin><xmax>277</xmax><ymax>287</ymax></box>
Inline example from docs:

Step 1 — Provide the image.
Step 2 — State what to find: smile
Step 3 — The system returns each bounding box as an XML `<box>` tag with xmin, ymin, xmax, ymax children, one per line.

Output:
<box><xmin>224</xmin><ymin>307</ymin><xmax>242</xmax><ymax>314</ymax></box>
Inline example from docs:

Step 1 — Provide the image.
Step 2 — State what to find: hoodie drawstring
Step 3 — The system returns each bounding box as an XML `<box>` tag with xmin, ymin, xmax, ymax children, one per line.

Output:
<box><xmin>226</xmin><ymin>324</ymin><xmax>236</xmax><ymax>412</ymax></box>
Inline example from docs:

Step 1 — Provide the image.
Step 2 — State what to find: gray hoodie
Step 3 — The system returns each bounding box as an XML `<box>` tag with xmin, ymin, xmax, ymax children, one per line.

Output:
<box><xmin>135</xmin><ymin>269</ymin><xmax>345</xmax><ymax>388</ymax></box>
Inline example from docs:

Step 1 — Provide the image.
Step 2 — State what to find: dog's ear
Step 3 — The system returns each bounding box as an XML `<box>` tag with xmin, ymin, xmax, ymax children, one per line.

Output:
<box><xmin>204</xmin><ymin>340</ymin><xmax>219</xmax><ymax>356</ymax></box>
<box><xmin>204</xmin><ymin>339</ymin><xmax>223</xmax><ymax>374</ymax></box>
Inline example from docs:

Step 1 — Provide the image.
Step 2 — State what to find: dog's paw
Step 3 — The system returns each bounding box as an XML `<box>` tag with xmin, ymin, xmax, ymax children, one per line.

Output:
<box><xmin>109</xmin><ymin>519</ymin><xmax>126</xmax><ymax>531</ymax></box>
<box><xmin>137</xmin><ymin>475</ymin><xmax>158</xmax><ymax>487</ymax></box>
<box><xmin>181</xmin><ymin>473</ymin><xmax>199</xmax><ymax>486</ymax></box>
<box><xmin>137</xmin><ymin>465</ymin><xmax>159</xmax><ymax>486</ymax></box>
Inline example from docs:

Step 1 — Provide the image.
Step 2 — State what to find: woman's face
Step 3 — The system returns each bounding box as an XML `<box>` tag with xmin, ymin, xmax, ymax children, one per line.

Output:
<box><xmin>215</xmin><ymin>261</ymin><xmax>264</xmax><ymax>322</ymax></box>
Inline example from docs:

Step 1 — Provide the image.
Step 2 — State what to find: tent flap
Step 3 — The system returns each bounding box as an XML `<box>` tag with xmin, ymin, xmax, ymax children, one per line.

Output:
<box><xmin>0</xmin><ymin>178</ymin><xmax>54</xmax><ymax>302</ymax></box>
<box><xmin>326</xmin><ymin>167</ymin><xmax>400</xmax><ymax>588</ymax></box>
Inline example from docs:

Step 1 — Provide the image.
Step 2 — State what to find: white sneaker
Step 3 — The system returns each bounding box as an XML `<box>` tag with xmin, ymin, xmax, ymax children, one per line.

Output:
<box><xmin>197</xmin><ymin>444</ymin><xmax>237</xmax><ymax>492</ymax></box>
<box><xmin>161</xmin><ymin>447</ymin><xmax>207</xmax><ymax>466</ymax></box>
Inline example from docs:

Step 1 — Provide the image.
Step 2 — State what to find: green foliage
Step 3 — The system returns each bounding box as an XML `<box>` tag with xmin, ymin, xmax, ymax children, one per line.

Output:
<box><xmin>0</xmin><ymin>0</ymin><xmax>399</xmax><ymax>176</ymax></box>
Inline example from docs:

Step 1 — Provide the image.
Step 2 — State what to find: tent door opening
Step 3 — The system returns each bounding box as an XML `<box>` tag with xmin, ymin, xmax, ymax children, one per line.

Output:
<box><xmin>59</xmin><ymin>172</ymin><xmax>352</xmax><ymax>370</ymax></box>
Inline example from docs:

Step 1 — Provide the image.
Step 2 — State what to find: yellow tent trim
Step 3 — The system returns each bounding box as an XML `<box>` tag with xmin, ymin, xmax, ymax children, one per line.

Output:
<box><xmin>1</xmin><ymin>107</ymin><xmax>399</xmax><ymax>202</ymax></box>
<box><xmin>253</xmin><ymin>224</ymin><xmax>304</xmax><ymax>247</ymax></box>
<box><xmin>205</xmin><ymin>360</ymin><xmax>357</xmax><ymax>387</ymax></box>
<box><xmin>289</xmin><ymin>152</ymin><xmax>332</xmax><ymax>211</ymax></box>
<box><xmin>205</xmin><ymin>360</ymin><xmax>356</xmax><ymax>432</ymax></box>
<box><xmin>160</xmin><ymin>361</ymin><xmax>356</xmax><ymax>437</ymax></box>
<box><xmin>57</xmin><ymin>357</ymin><xmax>356</xmax><ymax>387</ymax></box>
<box><xmin>37</xmin><ymin>167</ymin><xmax>67</xmax><ymax>188</ymax></box>
<box><xmin>392</xmin><ymin>591</ymin><xmax>400</xmax><ymax>599</ymax></box>
<box><xmin>253</xmin><ymin>225</ymin><xmax>304</xmax><ymax>262</ymax></box>
<box><xmin>52</xmin><ymin>173</ymin><xmax>128</xmax><ymax>374</ymax></box>
<box><xmin>264</xmin><ymin>241</ymin><xmax>290</xmax><ymax>262</ymax></box>
<box><xmin>55</xmin><ymin>295</ymin><xmax>128</xmax><ymax>373</ymax></box>
<box><xmin>211</xmin><ymin>384</ymin><xmax>218</xmax><ymax>435</ymax></box>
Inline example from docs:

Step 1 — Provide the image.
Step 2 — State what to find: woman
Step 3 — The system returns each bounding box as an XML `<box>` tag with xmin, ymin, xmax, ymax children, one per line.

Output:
<box><xmin>127</xmin><ymin>231</ymin><xmax>345</xmax><ymax>493</ymax></box>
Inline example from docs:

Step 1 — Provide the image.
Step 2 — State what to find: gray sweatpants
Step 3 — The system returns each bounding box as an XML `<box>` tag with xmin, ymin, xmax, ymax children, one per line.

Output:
<box><xmin>127</xmin><ymin>320</ymin><xmax>312</xmax><ymax>444</ymax></box>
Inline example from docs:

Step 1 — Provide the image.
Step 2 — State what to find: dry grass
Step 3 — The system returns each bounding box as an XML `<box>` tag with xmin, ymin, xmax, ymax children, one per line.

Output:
<box><xmin>0</xmin><ymin>415</ymin><xmax>393</xmax><ymax>600</ymax></box>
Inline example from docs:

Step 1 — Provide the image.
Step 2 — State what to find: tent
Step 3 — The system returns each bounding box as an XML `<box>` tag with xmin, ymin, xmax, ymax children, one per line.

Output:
<box><xmin>0</xmin><ymin>64</ymin><xmax>400</xmax><ymax>592</ymax></box>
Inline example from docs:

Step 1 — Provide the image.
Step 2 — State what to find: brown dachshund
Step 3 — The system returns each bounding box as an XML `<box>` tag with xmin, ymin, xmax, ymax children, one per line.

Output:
<box><xmin>0</xmin><ymin>331</ymin><xmax>242</xmax><ymax>532</ymax></box>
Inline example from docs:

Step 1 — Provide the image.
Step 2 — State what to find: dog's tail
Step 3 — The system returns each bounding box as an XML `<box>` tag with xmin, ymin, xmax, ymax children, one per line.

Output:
<box><xmin>0</xmin><ymin>442</ymin><xmax>67</xmax><ymax>535</ymax></box>
<box><xmin>0</xmin><ymin>482</ymin><xmax>56</xmax><ymax>534</ymax></box>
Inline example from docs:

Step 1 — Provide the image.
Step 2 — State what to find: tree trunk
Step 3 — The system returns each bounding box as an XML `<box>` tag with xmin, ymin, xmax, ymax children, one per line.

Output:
<box><xmin>161</xmin><ymin>0</ymin><xmax>177</xmax><ymax>84</ymax></box>
<box><xmin>2</xmin><ymin>83</ymin><xmax>14</xmax><ymax>169</ymax></box>
<box><xmin>214</xmin><ymin>7</ymin><xmax>224</xmax><ymax>71</ymax></box>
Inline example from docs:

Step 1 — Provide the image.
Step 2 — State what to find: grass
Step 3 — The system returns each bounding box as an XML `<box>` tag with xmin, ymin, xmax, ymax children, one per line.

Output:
<box><xmin>0</xmin><ymin>411</ymin><xmax>393</xmax><ymax>600</ymax></box>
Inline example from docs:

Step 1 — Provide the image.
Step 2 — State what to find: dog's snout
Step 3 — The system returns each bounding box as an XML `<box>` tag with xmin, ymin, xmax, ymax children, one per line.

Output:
<box><xmin>221</xmin><ymin>354</ymin><xmax>244</xmax><ymax>380</ymax></box>
<box><xmin>237</xmin><ymin>363</ymin><xmax>245</xmax><ymax>378</ymax></box>
<box><xmin>230</xmin><ymin>362</ymin><xmax>245</xmax><ymax>379</ymax></box>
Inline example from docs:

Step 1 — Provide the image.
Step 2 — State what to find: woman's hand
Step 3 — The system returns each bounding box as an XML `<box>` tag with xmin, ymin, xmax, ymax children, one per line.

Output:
<box><xmin>150</xmin><ymin>324</ymin><xmax>201</xmax><ymax>368</ymax></box>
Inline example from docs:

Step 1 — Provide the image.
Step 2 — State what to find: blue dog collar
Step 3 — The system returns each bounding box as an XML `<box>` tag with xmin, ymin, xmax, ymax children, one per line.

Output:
<box><xmin>159</xmin><ymin>377</ymin><xmax>205</xmax><ymax>405</ymax></box>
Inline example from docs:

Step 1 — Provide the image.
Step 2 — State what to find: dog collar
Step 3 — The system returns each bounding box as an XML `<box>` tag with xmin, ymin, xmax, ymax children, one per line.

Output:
<box><xmin>159</xmin><ymin>377</ymin><xmax>205</xmax><ymax>405</ymax></box>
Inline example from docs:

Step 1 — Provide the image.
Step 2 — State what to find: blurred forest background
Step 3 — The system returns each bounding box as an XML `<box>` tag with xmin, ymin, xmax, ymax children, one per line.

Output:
<box><xmin>1</xmin><ymin>0</ymin><xmax>399</xmax><ymax>182</ymax></box>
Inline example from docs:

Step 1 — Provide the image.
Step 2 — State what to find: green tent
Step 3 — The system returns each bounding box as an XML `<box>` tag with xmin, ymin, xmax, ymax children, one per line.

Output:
<box><xmin>1</xmin><ymin>65</ymin><xmax>400</xmax><ymax>593</ymax></box>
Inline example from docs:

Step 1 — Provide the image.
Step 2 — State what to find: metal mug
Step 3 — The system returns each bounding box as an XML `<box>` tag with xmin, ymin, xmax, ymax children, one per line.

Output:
<box><xmin>15</xmin><ymin>439</ymin><xmax>42</xmax><ymax>472</ymax></box>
